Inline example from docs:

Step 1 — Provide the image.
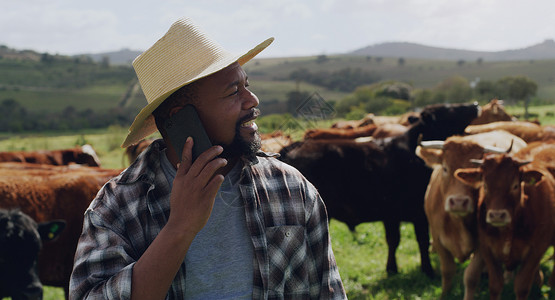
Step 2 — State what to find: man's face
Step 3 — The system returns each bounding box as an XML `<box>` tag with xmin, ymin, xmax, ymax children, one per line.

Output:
<box><xmin>191</xmin><ymin>62</ymin><xmax>261</xmax><ymax>158</ymax></box>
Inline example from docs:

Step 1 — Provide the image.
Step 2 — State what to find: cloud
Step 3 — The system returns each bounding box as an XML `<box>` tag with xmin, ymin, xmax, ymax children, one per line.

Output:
<box><xmin>1</xmin><ymin>0</ymin><xmax>554</xmax><ymax>57</ymax></box>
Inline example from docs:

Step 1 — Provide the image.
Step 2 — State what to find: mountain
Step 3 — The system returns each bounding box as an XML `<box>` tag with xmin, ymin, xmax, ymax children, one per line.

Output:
<box><xmin>349</xmin><ymin>39</ymin><xmax>555</xmax><ymax>61</ymax></box>
<box><xmin>83</xmin><ymin>48</ymin><xmax>143</xmax><ymax>65</ymax></box>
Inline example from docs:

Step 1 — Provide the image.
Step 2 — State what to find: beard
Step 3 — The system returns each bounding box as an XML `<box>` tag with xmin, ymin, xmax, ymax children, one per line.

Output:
<box><xmin>219</xmin><ymin>108</ymin><xmax>261</xmax><ymax>161</ymax></box>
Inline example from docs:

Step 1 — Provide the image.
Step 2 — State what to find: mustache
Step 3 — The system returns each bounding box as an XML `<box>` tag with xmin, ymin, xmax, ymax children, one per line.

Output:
<box><xmin>237</xmin><ymin>108</ymin><xmax>261</xmax><ymax>126</ymax></box>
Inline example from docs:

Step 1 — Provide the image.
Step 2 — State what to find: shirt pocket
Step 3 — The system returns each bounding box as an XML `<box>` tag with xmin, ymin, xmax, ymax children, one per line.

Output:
<box><xmin>265</xmin><ymin>225</ymin><xmax>310</xmax><ymax>295</ymax></box>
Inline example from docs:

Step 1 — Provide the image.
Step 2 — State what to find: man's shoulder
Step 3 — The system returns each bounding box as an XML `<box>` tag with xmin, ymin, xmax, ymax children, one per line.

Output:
<box><xmin>252</xmin><ymin>155</ymin><xmax>307</xmax><ymax>179</ymax></box>
<box><xmin>88</xmin><ymin>139</ymin><xmax>166</xmax><ymax>214</ymax></box>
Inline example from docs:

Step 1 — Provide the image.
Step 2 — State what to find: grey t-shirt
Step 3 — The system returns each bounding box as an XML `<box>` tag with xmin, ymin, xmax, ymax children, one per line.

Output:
<box><xmin>160</xmin><ymin>150</ymin><xmax>254</xmax><ymax>299</ymax></box>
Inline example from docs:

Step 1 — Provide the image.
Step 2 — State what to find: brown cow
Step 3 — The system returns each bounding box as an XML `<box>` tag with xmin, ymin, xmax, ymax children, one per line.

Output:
<box><xmin>416</xmin><ymin>130</ymin><xmax>526</xmax><ymax>299</ymax></box>
<box><xmin>465</xmin><ymin>121</ymin><xmax>555</xmax><ymax>143</ymax></box>
<box><xmin>303</xmin><ymin>124</ymin><xmax>377</xmax><ymax>140</ymax></box>
<box><xmin>258</xmin><ymin>131</ymin><xmax>293</xmax><ymax>153</ymax></box>
<box><xmin>0</xmin><ymin>144</ymin><xmax>101</xmax><ymax>167</ymax></box>
<box><xmin>0</xmin><ymin>163</ymin><xmax>121</xmax><ymax>298</ymax></box>
<box><xmin>470</xmin><ymin>99</ymin><xmax>515</xmax><ymax>125</ymax></box>
<box><xmin>124</xmin><ymin>138</ymin><xmax>155</xmax><ymax>165</ymax></box>
<box><xmin>371</xmin><ymin>123</ymin><xmax>408</xmax><ymax>138</ymax></box>
<box><xmin>455</xmin><ymin>148</ymin><xmax>555</xmax><ymax>300</ymax></box>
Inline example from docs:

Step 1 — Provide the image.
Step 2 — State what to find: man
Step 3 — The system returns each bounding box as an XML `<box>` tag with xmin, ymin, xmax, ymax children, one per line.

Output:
<box><xmin>69</xmin><ymin>18</ymin><xmax>346</xmax><ymax>299</ymax></box>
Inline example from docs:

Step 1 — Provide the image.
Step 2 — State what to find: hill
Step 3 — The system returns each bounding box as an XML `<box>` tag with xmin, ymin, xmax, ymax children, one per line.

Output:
<box><xmin>350</xmin><ymin>39</ymin><xmax>555</xmax><ymax>61</ymax></box>
<box><xmin>2</xmin><ymin>42</ymin><xmax>555</xmax><ymax>133</ymax></box>
<box><xmin>83</xmin><ymin>48</ymin><xmax>143</xmax><ymax>65</ymax></box>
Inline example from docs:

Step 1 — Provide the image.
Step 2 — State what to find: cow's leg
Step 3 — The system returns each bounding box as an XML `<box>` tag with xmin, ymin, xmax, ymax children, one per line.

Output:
<box><xmin>513</xmin><ymin>255</ymin><xmax>544</xmax><ymax>300</ymax></box>
<box><xmin>383</xmin><ymin>220</ymin><xmax>400</xmax><ymax>275</ymax></box>
<box><xmin>413</xmin><ymin>217</ymin><xmax>433</xmax><ymax>278</ymax></box>
<box><xmin>482</xmin><ymin>250</ymin><xmax>504</xmax><ymax>300</ymax></box>
<box><xmin>463</xmin><ymin>250</ymin><xmax>484</xmax><ymax>300</ymax></box>
<box><xmin>434</xmin><ymin>239</ymin><xmax>456</xmax><ymax>299</ymax></box>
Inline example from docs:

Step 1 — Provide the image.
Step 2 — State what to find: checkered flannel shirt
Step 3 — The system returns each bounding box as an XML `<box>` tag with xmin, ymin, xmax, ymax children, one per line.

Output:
<box><xmin>69</xmin><ymin>139</ymin><xmax>346</xmax><ymax>300</ymax></box>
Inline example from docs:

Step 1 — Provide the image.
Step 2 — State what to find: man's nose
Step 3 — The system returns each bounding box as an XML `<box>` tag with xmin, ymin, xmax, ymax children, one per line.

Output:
<box><xmin>243</xmin><ymin>89</ymin><xmax>259</xmax><ymax>109</ymax></box>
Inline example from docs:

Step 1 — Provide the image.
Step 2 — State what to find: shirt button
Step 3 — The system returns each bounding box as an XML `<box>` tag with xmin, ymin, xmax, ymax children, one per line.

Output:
<box><xmin>285</xmin><ymin>231</ymin><xmax>291</xmax><ymax>237</ymax></box>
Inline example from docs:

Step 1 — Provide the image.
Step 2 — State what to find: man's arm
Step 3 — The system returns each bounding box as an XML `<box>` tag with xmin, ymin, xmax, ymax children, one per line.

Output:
<box><xmin>70</xmin><ymin>137</ymin><xmax>226</xmax><ymax>300</ymax></box>
<box><xmin>131</xmin><ymin>137</ymin><xmax>226</xmax><ymax>300</ymax></box>
<box><xmin>305</xmin><ymin>189</ymin><xmax>347</xmax><ymax>299</ymax></box>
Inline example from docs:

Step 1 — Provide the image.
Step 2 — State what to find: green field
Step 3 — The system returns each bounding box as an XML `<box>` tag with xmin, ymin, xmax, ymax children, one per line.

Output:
<box><xmin>3</xmin><ymin>53</ymin><xmax>555</xmax><ymax>120</ymax></box>
<box><xmin>2</xmin><ymin>106</ymin><xmax>555</xmax><ymax>299</ymax></box>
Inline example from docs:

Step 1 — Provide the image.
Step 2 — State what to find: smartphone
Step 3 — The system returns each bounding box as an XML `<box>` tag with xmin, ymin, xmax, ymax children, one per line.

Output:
<box><xmin>164</xmin><ymin>104</ymin><xmax>213</xmax><ymax>162</ymax></box>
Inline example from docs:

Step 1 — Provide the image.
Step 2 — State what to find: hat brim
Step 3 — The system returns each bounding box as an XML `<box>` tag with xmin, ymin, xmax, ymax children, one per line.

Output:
<box><xmin>121</xmin><ymin>37</ymin><xmax>274</xmax><ymax>148</ymax></box>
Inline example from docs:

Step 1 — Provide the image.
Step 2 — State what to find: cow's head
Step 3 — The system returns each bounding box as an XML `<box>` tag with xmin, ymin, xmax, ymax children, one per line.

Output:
<box><xmin>418</xmin><ymin>137</ymin><xmax>508</xmax><ymax>216</ymax></box>
<box><xmin>0</xmin><ymin>209</ymin><xmax>65</xmax><ymax>300</ymax></box>
<box><xmin>418</xmin><ymin>102</ymin><xmax>481</xmax><ymax>141</ymax></box>
<box><xmin>455</xmin><ymin>154</ymin><xmax>537</xmax><ymax>228</ymax></box>
<box><xmin>78</xmin><ymin>144</ymin><xmax>102</xmax><ymax>167</ymax></box>
<box><xmin>470</xmin><ymin>99</ymin><xmax>514</xmax><ymax>125</ymax></box>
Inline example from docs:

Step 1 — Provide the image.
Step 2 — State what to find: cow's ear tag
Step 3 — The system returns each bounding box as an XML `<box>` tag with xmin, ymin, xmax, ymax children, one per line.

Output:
<box><xmin>38</xmin><ymin>220</ymin><xmax>66</xmax><ymax>241</ymax></box>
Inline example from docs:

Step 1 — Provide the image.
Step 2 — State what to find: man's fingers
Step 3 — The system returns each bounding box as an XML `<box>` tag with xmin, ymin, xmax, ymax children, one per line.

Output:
<box><xmin>176</xmin><ymin>136</ymin><xmax>193</xmax><ymax>175</ymax></box>
<box><xmin>197</xmin><ymin>158</ymin><xmax>227</xmax><ymax>187</ymax></box>
<box><xmin>188</xmin><ymin>145</ymin><xmax>224</xmax><ymax>177</ymax></box>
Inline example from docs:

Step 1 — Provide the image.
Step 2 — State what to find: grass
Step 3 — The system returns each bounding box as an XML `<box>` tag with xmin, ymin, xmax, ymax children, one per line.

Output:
<box><xmin>37</xmin><ymin>221</ymin><xmax>554</xmax><ymax>299</ymax></box>
<box><xmin>3</xmin><ymin>106</ymin><xmax>555</xmax><ymax>299</ymax></box>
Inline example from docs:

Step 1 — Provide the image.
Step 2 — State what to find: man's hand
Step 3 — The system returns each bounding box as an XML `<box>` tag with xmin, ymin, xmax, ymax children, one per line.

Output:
<box><xmin>167</xmin><ymin>136</ymin><xmax>227</xmax><ymax>237</ymax></box>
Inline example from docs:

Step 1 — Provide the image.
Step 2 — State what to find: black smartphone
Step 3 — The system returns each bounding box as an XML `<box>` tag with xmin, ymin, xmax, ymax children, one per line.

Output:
<box><xmin>164</xmin><ymin>104</ymin><xmax>213</xmax><ymax>162</ymax></box>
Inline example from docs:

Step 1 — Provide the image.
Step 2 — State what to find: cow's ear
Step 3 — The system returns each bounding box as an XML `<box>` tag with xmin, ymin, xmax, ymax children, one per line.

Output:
<box><xmin>415</xmin><ymin>147</ymin><xmax>442</xmax><ymax>167</ymax></box>
<box><xmin>454</xmin><ymin>168</ymin><xmax>482</xmax><ymax>188</ymax></box>
<box><xmin>522</xmin><ymin>170</ymin><xmax>544</xmax><ymax>186</ymax></box>
<box><xmin>37</xmin><ymin>220</ymin><xmax>66</xmax><ymax>242</ymax></box>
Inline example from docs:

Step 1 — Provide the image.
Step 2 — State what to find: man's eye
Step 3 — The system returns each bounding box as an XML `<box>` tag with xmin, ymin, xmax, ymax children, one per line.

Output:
<box><xmin>227</xmin><ymin>90</ymin><xmax>238</xmax><ymax>97</ymax></box>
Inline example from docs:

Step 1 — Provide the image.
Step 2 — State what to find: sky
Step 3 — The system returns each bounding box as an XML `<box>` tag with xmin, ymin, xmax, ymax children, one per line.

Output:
<box><xmin>2</xmin><ymin>0</ymin><xmax>555</xmax><ymax>58</ymax></box>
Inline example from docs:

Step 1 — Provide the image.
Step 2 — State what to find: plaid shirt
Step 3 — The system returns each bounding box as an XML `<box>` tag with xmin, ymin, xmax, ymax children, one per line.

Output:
<box><xmin>69</xmin><ymin>139</ymin><xmax>346</xmax><ymax>300</ymax></box>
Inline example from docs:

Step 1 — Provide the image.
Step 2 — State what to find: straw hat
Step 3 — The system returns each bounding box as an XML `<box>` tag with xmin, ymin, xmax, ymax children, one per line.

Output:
<box><xmin>121</xmin><ymin>18</ymin><xmax>274</xmax><ymax>148</ymax></box>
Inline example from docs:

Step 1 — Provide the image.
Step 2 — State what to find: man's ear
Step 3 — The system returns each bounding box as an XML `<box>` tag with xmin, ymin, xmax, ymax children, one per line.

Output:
<box><xmin>522</xmin><ymin>170</ymin><xmax>544</xmax><ymax>186</ymax></box>
<box><xmin>37</xmin><ymin>220</ymin><xmax>66</xmax><ymax>242</ymax></box>
<box><xmin>454</xmin><ymin>168</ymin><xmax>483</xmax><ymax>188</ymax></box>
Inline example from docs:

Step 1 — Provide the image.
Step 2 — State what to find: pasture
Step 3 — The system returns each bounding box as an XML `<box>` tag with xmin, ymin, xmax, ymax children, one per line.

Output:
<box><xmin>1</xmin><ymin>109</ymin><xmax>555</xmax><ymax>299</ymax></box>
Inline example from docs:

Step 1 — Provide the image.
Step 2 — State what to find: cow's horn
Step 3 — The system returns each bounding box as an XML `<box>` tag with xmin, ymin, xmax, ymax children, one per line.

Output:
<box><xmin>505</xmin><ymin>139</ymin><xmax>514</xmax><ymax>153</ymax></box>
<box><xmin>518</xmin><ymin>160</ymin><xmax>532</xmax><ymax>167</ymax></box>
<box><xmin>483</xmin><ymin>145</ymin><xmax>508</xmax><ymax>154</ymax></box>
<box><xmin>470</xmin><ymin>159</ymin><xmax>484</xmax><ymax>165</ymax></box>
<box><xmin>419</xmin><ymin>140</ymin><xmax>445</xmax><ymax>149</ymax></box>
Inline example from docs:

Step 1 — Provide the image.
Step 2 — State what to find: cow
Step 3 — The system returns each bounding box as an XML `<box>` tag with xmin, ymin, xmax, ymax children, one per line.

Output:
<box><xmin>470</xmin><ymin>99</ymin><xmax>515</xmax><ymax>125</ymax></box>
<box><xmin>455</xmin><ymin>147</ymin><xmax>555</xmax><ymax>300</ymax></box>
<box><xmin>371</xmin><ymin>123</ymin><xmax>408</xmax><ymax>139</ymax></box>
<box><xmin>465</xmin><ymin>121</ymin><xmax>555</xmax><ymax>143</ymax></box>
<box><xmin>259</xmin><ymin>131</ymin><xmax>293</xmax><ymax>153</ymax></box>
<box><xmin>0</xmin><ymin>208</ymin><xmax>65</xmax><ymax>300</ymax></box>
<box><xmin>124</xmin><ymin>138</ymin><xmax>155</xmax><ymax>165</ymax></box>
<box><xmin>303</xmin><ymin>124</ymin><xmax>378</xmax><ymax>140</ymax></box>
<box><xmin>416</xmin><ymin>130</ymin><xmax>527</xmax><ymax>299</ymax></box>
<box><xmin>0</xmin><ymin>163</ymin><xmax>121</xmax><ymax>298</ymax></box>
<box><xmin>0</xmin><ymin>144</ymin><xmax>101</xmax><ymax>167</ymax></box>
<box><xmin>279</xmin><ymin>102</ymin><xmax>481</xmax><ymax>278</ymax></box>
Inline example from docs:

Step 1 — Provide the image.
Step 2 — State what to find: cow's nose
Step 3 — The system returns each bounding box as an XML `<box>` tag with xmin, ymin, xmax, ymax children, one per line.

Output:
<box><xmin>446</xmin><ymin>195</ymin><xmax>473</xmax><ymax>215</ymax></box>
<box><xmin>486</xmin><ymin>209</ymin><xmax>511</xmax><ymax>227</ymax></box>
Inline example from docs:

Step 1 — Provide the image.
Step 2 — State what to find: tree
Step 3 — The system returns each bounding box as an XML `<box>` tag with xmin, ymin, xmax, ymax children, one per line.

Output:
<box><xmin>316</xmin><ymin>55</ymin><xmax>328</xmax><ymax>64</ymax></box>
<box><xmin>496</xmin><ymin>76</ymin><xmax>537</xmax><ymax>102</ymax></box>
<box><xmin>435</xmin><ymin>76</ymin><xmax>473</xmax><ymax>103</ymax></box>
<box><xmin>475</xmin><ymin>80</ymin><xmax>497</xmax><ymax>100</ymax></box>
<box><xmin>496</xmin><ymin>76</ymin><xmax>537</xmax><ymax>119</ymax></box>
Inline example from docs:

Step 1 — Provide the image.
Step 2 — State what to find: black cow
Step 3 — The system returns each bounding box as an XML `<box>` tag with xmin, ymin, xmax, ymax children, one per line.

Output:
<box><xmin>0</xmin><ymin>208</ymin><xmax>65</xmax><ymax>300</ymax></box>
<box><xmin>279</xmin><ymin>102</ymin><xmax>481</xmax><ymax>277</ymax></box>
